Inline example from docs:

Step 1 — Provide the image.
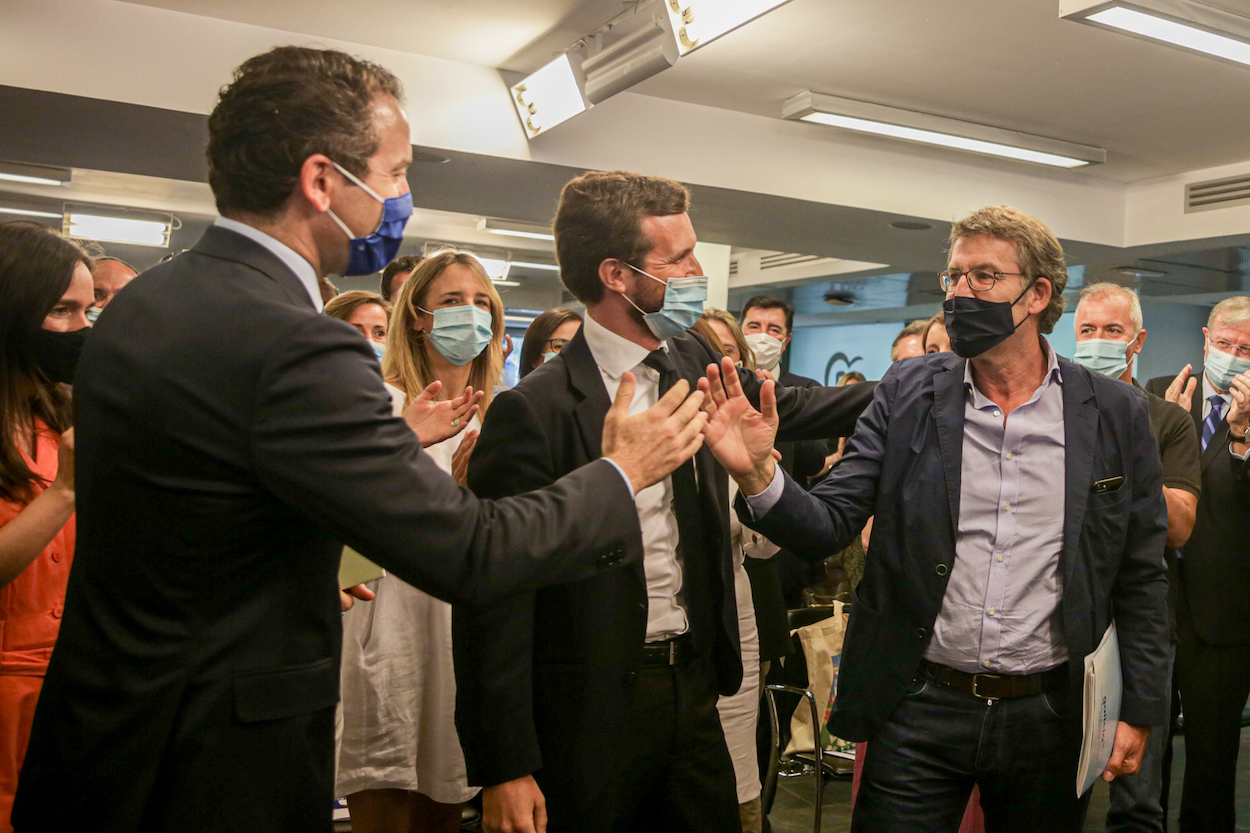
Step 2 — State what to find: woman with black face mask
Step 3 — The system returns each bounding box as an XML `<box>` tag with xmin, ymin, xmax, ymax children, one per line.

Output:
<box><xmin>0</xmin><ymin>220</ymin><xmax>93</xmax><ymax>832</ymax></box>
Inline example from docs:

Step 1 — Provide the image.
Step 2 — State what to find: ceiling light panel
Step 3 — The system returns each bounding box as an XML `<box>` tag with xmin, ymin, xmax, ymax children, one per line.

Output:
<box><xmin>63</xmin><ymin>204</ymin><xmax>173</xmax><ymax>247</ymax></box>
<box><xmin>783</xmin><ymin>91</ymin><xmax>1106</xmax><ymax>169</ymax></box>
<box><xmin>477</xmin><ymin>217</ymin><xmax>554</xmax><ymax>241</ymax></box>
<box><xmin>1060</xmin><ymin>0</ymin><xmax>1250</xmax><ymax>68</ymax></box>
<box><xmin>661</xmin><ymin>0</ymin><xmax>794</xmax><ymax>55</ymax></box>
<box><xmin>510</xmin><ymin>54</ymin><xmax>590</xmax><ymax>139</ymax></box>
<box><xmin>0</xmin><ymin>160</ymin><xmax>71</xmax><ymax>187</ymax></box>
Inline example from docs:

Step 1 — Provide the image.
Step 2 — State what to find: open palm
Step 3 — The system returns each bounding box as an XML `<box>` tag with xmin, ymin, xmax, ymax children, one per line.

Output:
<box><xmin>700</xmin><ymin>357</ymin><xmax>779</xmax><ymax>478</ymax></box>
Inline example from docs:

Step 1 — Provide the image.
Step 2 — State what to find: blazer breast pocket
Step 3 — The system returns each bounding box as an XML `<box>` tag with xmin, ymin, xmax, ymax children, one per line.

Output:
<box><xmin>1087</xmin><ymin>475</ymin><xmax>1129</xmax><ymax>511</ymax></box>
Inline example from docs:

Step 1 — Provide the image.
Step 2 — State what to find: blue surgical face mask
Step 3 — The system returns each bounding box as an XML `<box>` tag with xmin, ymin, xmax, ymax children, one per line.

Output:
<box><xmin>619</xmin><ymin>264</ymin><xmax>707</xmax><ymax>340</ymax></box>
<box><xmin>326</xmin><ymin>160</ymin><xmax>414</xmax><ymax>276</ymax></box>
<box><xmin>370</xmin><ymin>340</ymin><xmax>386</xmax><ymax>360</ymax></box>
<box><xmin>419</xmin><ymin>303</ymin><xmax>494</xmax><ymax>366</ymax></box>
<box><xmin>1072</xmin><ymin>337</ymin><xmax>1133</xmax><ymax>380</ymax></box>
<box><xmin>542</xmin><ymin>351</ymin><xmax>559</xmax><ymax>365</ymax></box>
<box><xmin>86</xmin><ymin>307</ymin><xmax>102</xmax><ymax>324</ymax></box>
<box><xmin>1205</xmin><ymin>341</ymin><xmax>1250</xmax><ymax>392</ymax></box>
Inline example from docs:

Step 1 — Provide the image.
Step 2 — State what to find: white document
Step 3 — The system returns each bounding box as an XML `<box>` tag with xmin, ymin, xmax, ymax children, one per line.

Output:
<box><xmin>1076</xmin><ymin>622</ymin><xmax>1122</xmax><ymax>796</ymax></box>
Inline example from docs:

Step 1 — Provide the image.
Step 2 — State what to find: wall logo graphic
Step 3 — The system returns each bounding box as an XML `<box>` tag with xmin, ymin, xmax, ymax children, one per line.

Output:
<box><xmin>824</xmin><ymin>352</ymin><xmax>863</xmax><ymax>385</ymax></box>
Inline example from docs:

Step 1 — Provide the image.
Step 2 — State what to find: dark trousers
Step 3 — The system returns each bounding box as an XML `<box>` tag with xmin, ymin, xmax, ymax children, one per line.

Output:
<box><xmin>1175</xmin><ymin>602</ymin><xmax>1250</xmax><ymax>833</ymax></box>
<box><xmin>853</xmin><ymin>672</ymin><xmax>1089</xmax><ymax>833</ymax></box>
<box><xmin>550</xmin><ymin>658</ymin><xmax>739</xmax><ymax>833</ymax></box>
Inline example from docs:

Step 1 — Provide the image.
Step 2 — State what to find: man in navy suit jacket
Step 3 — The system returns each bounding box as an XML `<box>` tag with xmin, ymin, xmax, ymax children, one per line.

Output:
<box><xmin>702</xmin><ymin>206</ymin><xmax>1170</xmax><ymax>833</ymax></box>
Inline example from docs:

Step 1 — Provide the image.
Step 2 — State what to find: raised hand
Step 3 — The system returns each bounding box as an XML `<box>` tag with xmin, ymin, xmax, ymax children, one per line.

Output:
<box><xmin>699</xmin><ymin>356</ymin><xmax>779</xmax><ymax>494</ymax></box>
<box><xmin>602</xmin><ymin>371</ymin><xmax>707</xmax><ymax>494</ymax></box>
<box><xmin>52</xmin><ymin>427</ymin><xmax>74</xmax><ymax>496</ymax></box>
<box><xmin>1165</xmin><ymin>364</ymin><xmax>1197</xmax><ymax>412</ymax></box>
<box><xmin>403</xmin><ymin>381</ymin><xmax>485</xmax><ymax>447</ymax></box>
<box><xmin>451</xmin><ymin>430</ymin><xmax>479</xmax><ymax>485</ymax></box>
<box><xmin>1227</xmin><ymin>372</ymin><xmax>1250</xmax><ymax>440</ymax></box>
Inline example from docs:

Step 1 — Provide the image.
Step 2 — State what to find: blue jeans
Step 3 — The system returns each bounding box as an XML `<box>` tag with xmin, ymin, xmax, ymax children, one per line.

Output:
<box><xmin>1107</xmin><ymin>642</ymin><xmax>1175</xmax><ymax>833</ymax></box>
<box><xmin>852</xmin><ymin>670</ymin><xmax>1090</xmax><ymax>833</ymax></box>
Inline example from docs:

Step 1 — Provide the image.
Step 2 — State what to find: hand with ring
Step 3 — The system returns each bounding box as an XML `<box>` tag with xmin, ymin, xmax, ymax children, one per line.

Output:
<box><xmin>402</xmin><ymin>382</ymin><xmax>483</xmax><ymax>447</ymax></box>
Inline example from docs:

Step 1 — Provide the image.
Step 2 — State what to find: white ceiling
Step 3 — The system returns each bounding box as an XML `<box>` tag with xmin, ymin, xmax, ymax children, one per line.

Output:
<box><xmin>121</xmin><ymin>0</ymin><xmax>1250</xmax><ymax>182</ymax></box>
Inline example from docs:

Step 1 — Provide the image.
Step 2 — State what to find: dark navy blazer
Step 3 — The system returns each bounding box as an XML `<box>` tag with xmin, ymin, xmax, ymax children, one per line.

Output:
<box><xmin>742</xmin><ymin>349</ymin><xmax>1170</xmax><ymax>742</ymax></box>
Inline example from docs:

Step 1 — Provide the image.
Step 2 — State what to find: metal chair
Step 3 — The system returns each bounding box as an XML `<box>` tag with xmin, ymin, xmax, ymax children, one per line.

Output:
<box><xmin>760</xmin><ymin>604</ymin><xmax>850</xmax><ymax>833</ymax></box>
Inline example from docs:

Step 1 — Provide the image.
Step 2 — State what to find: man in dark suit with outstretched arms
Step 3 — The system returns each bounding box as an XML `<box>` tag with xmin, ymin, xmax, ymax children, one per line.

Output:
<box><xmin>452</xmin><ymin>170</ymin><xmax>874</xmax><ymax>833</ymax></box>
<box><xmin>702</xmin><ymin>206</ymin><xmax>1170</xmax><ymax>833</ymax></box>
<box><xmin>12</xmin><ymin>48</ymin><xmax>709</xmax><ymax>833</ymax></box>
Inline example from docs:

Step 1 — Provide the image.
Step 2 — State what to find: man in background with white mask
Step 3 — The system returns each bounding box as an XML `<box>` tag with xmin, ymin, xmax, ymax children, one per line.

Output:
<box><xmin>1147</xmin><ymin>295</ymin><xmax>1250</xmax><ymax>832</ymax></box>
<box><xmin>453</xmin><ymin>170</ymin><xmax>875</xmax><ymax>833</ymax></box>
<box><xmin>740</xmin><ymin>295</ymin><xmax>818</xmax><ymax>388</ymax></box>
<box><xmin>1072</xmin><ymin>282</ymin><xmax>1199</xmax><ymax>833</ymax></box>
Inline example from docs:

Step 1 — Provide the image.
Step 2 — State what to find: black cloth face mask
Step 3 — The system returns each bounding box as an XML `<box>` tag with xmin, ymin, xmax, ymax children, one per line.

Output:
<box><xmin>942</xmin><ymin>283</ymin><xmax>1033</xmax><ymax>359</ymax></box>
<box><xmin>30</xmin><ymin>326</ymin><xmax>89</xmax><ymax>384</ymax></box>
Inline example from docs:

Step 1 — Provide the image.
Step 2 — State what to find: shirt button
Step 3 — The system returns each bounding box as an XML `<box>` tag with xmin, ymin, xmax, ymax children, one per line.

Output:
<box><xmin>987</xmin><ymin>608</ymin><xmax>996</xmax><ymax>616</ymax></box>
<box><xmin>983</xmin><ymin>660</ymin><xmax>992</xmax><ymax>668</ymax></box>
<box><xmin>935</xmin><ymin>564</ymin><xmax>949</xmax><ymax>577</ymax></box>
<box><xmin>994</xmin><ymin>410</ymin><xmax>1002</xmax><ymax>417</ymax></box>
<box><xmin>51</xmin><ymin>551</ymin><xmax>62</xmax><ymax>563</ymax></box>
<box><xmin>997</xmin><ymin>555</ymin><xmax>1004</xmax><ymax>562</ymax></box>
<box><xmin>1004</xmin><ymin>503</ymin><xmax>1012</xmax><ymax>511</ymax></box>
<box><xmin>1005</xmin><ymin>452</ymin><xmax>1013</xmax><ymax>460</ymax></box>
<box><xmin>50</xmin><ymin>605</ymin><xmax>63</xmax><ymax>619</ymax></box>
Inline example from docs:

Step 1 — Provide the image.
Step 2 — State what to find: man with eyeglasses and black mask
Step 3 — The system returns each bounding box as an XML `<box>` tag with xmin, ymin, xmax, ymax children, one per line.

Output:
<box><xmin>1146</xmin><ymin>296</ymin><xmax>1250</xmax><ymax>833</ymax></box>
<box><xmin>696</xmin><ymin>205</ymin><xmax>1170</xmax><ymax>833</ymax></box>
<box><xmin>13</xmin><ymin>47</ymin><xmax>716</xmax><ymax>833</ymax></box>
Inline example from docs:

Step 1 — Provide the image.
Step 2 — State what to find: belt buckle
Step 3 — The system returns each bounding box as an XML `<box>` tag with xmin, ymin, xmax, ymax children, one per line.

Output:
<box><xmin>971</xmin><ymin>673</ymin><xmax>1000</xmax><ymax>700</ymax></box>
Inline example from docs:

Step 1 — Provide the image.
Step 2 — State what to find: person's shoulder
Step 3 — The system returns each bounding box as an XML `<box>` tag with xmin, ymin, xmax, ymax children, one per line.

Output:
<box><xmin>889</xmin><ymin>352</ymin><xmax>960</xmax><ymax>383</ymax></box>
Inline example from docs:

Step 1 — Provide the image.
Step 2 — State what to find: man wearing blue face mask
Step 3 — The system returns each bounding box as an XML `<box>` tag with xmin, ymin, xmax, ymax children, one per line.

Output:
<box><xmin>14</xmin><ymin>49</ymin><xmax>715</xmax><ymax>833</ymax></box>
<box><xmin>1071</xmin><ymin>283</ymin><xmax>1199</xmax><ymax>833</ymax></box>
<box><xmin>1146</xmin><ymin>295</ymin><xmax>1250</xmax><ymax>833</ymax></box>
<box><xmin>453</xmin><ymin>170</ymin><xmax>876</xmax><ymax>833</ymax></box>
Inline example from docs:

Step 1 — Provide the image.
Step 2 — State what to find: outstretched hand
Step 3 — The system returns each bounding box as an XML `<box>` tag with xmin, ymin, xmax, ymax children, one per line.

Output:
<box><xmin>603</xmin><ymin>371</ymin><xmax>707</xmax><ymax>494</ymax></box>
<box><xmin>698</xmin><ymin>357</ymin><xmax>779</xmax><ymax>494</ymax></box>
<box><xmin>1165</xmin><ymin>364</ymin><xmax>1197</xmax><ymax>412</ymax></box>
<box><xmin>403</xmin><ymin>381</ymin><xmax>485</xmax><ymax>447</ymax></box>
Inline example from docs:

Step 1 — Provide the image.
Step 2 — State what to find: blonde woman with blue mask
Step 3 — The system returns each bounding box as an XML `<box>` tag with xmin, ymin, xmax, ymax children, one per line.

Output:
<box><xmin>337</xmin><ymin>250</ymin><xmax>504</xmax><ymax>833</ymax></box>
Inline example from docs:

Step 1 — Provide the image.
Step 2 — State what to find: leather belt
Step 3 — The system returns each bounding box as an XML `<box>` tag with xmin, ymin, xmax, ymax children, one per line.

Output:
<box><xmin>640</xmin><ymin>634</ymin><xmax>695</xmax><ymax>667</ymax></box>
<box><xmin>920</xmin><ymin>660</ymin><xmax>1068</xmax><ymax>700</ymax></box>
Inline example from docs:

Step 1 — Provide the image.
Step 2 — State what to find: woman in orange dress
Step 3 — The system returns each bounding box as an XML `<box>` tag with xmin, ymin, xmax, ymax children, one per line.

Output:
<box><xmin>0</xmin><ymin>221</ymin><xmax>94</xmax><ymax>832</ymax></box>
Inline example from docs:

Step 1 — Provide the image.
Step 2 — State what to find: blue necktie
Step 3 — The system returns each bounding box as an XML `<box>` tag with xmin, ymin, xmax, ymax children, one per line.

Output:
<box><xmin>1203</xmin><ymin>394</ymin><xmax>1225</xmax><ymax>451</ymax></box>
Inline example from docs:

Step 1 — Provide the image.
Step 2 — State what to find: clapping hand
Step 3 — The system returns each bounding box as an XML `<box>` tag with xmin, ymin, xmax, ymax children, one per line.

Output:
<box><xmin>451</xmin><ymin>430</ymin><xmax>479</xmax><ymax>485</ymax></box>
<box><xmin>1165</xmin><ymin>364</ymin><xmax>1198</xmax><ymax>412</ymax></box>
<box><xmin>699</xmin><ymin>356</ymin><xmax>780</xmax><ymax>494</ymax></box>
<box><xmin>1227</xmin><ymin>372</ymin><xmax>1250</xmax><ymax>440</ymax></box>
<box><xmin>403</xmin><ymin>382</ymin><xmax>485</xmax><ymax>447</ymax></box>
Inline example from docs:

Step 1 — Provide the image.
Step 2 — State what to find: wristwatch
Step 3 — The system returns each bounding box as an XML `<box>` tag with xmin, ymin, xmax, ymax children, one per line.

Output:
<box><xmin>1230</xmin><ymin>427</ymin><xmax>1248</xmax><ymax>443</ymax></box>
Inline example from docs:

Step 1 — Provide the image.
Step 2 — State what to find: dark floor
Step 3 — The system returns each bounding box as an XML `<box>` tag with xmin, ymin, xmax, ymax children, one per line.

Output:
<box><xmin>767</xmin><ymin>730</ymin><xmax>1250</xmax><ymax>833</ymax></box>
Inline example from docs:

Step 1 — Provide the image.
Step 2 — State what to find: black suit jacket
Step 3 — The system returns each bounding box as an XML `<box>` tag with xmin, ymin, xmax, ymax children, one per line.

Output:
<box><xmin>13</xmin><ymin>227</ymin><xmax>643</xmax><ymax>833</ymax></box>
<box><xmin>745</xmin><ymin>352</ymin><xmax>1171</xmax><ymax>742</ymax></box>
<box><xmin>1146</xmin><ymin>374</ymin><xmax>1250</xmax><ymax>645</ymax></box>
<box><xmin>452</xmin><ymin>329</ymin><xmax>873</xmax><ymax>820</ymax></box>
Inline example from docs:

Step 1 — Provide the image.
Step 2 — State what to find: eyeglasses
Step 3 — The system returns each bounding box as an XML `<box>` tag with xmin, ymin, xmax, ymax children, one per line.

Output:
<box><xmin>938</xmin><ymin>269</ymin><xmax>1028</xmax><ymax>292</ymax></box>
<box><xmin>545</xmin><ymin>338</ymin><xmax>570</xmax><ymax>352</ymax></box>
<box><xmin>1210</xmin><ymin>338</ymin><xmax>1250</xmax><ymax>359</ymax></box>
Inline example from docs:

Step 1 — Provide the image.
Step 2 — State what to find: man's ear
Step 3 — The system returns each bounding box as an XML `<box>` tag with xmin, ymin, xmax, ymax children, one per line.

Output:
<box><xmin>599</xmin><ymin>258</ymin><xmax>630</xmax><ymax>295</ymax></box>
<box><xmin>300</xmin><ymin>154</ymin><xmax>337</xmax><ymax>213</ymax></box>
<box><xmin>1134</xmin><ymin>328</ymin><xmax>1147</xmax><ymax>355</ymax></box>
<box><xmin>1029</xmin><ymin>277</ymin><xmax>1053</xmax><ymax>316</ymax></box>
<box><xmin>783</xmin><ymin>332</ymin><xmax>793</xmax><ymax>350</ymax></box>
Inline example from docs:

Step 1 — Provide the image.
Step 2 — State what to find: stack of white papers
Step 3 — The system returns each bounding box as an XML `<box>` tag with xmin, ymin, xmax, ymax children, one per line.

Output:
<box><xmin>1076</xmin><ymin>623</ymin><xmax>1122</xmax><ymax>796</ymax></box>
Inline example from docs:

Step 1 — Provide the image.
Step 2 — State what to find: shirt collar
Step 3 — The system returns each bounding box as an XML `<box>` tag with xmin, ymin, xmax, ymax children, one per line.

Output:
<box><xmin>963</xmin><ymin>336</ymin><xmax>1062</xmax><ymax>408</ymax></box>
<box><xmin>213</xmin><ymin>217</ymin><xmax>323</xmax><ymax>312</ymax></box>
<box><xmin>582</xmin><ymin>310</ymin><xmax>664</xmax><ymax>380</ymax></box>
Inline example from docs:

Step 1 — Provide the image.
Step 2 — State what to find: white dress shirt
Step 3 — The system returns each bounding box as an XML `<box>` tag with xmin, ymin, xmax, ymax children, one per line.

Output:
<box><xmin>581</xmin><ymin>312</ymin><xmax>689</xmax><ymax>641</ymax></box>
<box><xmin>213</xmin><ymin>217</ymin><xmax>323</xmax><ymax>312</ymax></box>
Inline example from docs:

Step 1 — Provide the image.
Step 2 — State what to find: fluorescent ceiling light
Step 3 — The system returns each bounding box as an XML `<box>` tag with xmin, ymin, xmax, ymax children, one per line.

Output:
<box><xmin>0</xmin><ymin>160</ymin><xmax>71</xmax><ymax>187</ymax></box>
<box><xmin>783</xmin><ymin>91</ymin><xmax>1105</xmax><ymax>168</ymax></box>
<box><xmin>660</xmin><ymin>0</ymin><xmax>793</xmax><ymax>55</ymax></box>
<box><xmin>0</xmin><ymin>205</ymin><xmax>61</xmax><ymax>219</ymax></box>
<box><xmin>473</xmin><ymin>255</ymin><xmax>513</xmax><ymax>282</ymax></box>
<box><xmin>477</xmin><ymin>218</ymin><xmax>554</xmax><ymax>241</ymax></box>
<box><xmin>1060</xmin><ymin>1</ymin><xmax>1250</xmax><ymax>67</ymax></box>
<box><xmin>512</xmin><ymin>261</ymin><xmax>560</xmax><ymax>272</ymax></box>
<box><xmin>492</xmin><ymin>279</ymin><xmax>522</xmax><ymax>287</ymax></box>
<box><xmin>511</xmin><ymin>54</ymin><xmax>590</xmax><ymax>139</ymax></box>
<box><xmin>64</xmin><ymin>205</ymin><xmax>173</xmax><ymax>247</ymax></box>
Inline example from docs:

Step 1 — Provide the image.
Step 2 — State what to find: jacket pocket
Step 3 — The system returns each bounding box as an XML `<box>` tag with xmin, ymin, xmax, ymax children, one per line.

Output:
<box><xmin>233</xmin><ymin>657</ymin><xmax>339</xmax><ymax>723</ymax></box>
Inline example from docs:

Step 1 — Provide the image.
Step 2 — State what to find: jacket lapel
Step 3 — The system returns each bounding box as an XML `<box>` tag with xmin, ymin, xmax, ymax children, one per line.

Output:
<box><xmin>1060</xmin><ymin>360</ymin><xmax>1099</xmax><ymax>590</ymax></box>
<box><xmin>193</xmin><ymin>224</ymin><xmax>317</xmax><ymax>310</ymax></box>
<box><xmin>562</xmin><ymin>331</ymin><xmax>612</xmax><ymax>462</ymax></box>
<box><xmin>932</xmin><ymin>353</ymin><xmax>967</xmax><ymax>536</ymax></box>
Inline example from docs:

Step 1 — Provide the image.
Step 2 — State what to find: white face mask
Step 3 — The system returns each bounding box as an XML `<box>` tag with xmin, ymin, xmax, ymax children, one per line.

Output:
<box><xmin>745</xmin><ymin>332</ymin><xmax>784</xmax><ymax>370</ymax></box>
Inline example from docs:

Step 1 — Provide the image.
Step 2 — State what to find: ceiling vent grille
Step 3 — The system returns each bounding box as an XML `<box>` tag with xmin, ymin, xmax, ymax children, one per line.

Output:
<box><xmin>1186</xmin><ymin>174</ymin><xmax>1250</xmax><ymax>213</ymax></box>
<box><xmin>760</xmin><ymin>253</ymin><xmax>822</xmax><ymax>270</ymax></box>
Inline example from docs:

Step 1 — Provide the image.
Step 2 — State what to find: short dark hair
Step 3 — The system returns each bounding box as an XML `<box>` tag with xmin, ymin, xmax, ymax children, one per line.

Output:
<box><xmin>91</xmin><ymin>255</ymin><xmax>137</xmax><ymax>275</ymax></box>
<box><xmin>519</xmin><ymin>308</ymin><xmax>582</xmax><ymax>378</ymax></box>
<box><xmin>554</xmin><ymin>170</ymin><xmax>690</xmax><ymax>304</ymax></box>
<box><xmin>207</xmin><ymin>46</ymin><xmax>403</xmax><ymax>217</ymax></box>
<box><xmin>741</xmin><ymin>295</ymin><xmax>794</xmax><ymax>334</ymax></box>
<box><xmin>381</xmin><ymin>254</ymin><xmax>423</xmax><ymax>302</ymax></box>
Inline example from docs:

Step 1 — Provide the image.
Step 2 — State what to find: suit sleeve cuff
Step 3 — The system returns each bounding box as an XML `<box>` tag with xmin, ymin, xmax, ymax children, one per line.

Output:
<box><xmin>742</xmin><ymin>464</ymin><xmax>785</xmax><ymax>520</ymax></box>
<box><xmin>603</xmin><ymin>458</ymin><xmax>636</xmax><ymax>499</ymax></box>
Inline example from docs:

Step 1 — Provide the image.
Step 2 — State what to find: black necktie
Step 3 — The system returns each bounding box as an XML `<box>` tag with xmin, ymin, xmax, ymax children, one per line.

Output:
<box><xmin>642</xmin><ymin>348</ymin><xmax>678</xmax><ymax>393</ymax></box>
